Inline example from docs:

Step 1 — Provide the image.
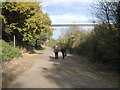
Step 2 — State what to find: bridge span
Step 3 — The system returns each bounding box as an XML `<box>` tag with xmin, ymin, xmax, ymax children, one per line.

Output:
<box><xmin>51</xmin><ymin>23</ymin><xmax>99</xmax><ymax>27</ymax></box>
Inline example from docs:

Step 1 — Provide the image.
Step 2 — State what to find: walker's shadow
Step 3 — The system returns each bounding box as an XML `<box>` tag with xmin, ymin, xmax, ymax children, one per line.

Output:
<box><xmin>49</xmin><ymin>56</ymin><xmax>55</xmax><ymax>59</ymax></box>
<box><xmin>49</xmin><ymin>56</ymin><xmax>65</xmax><ymax>61</ymax></box>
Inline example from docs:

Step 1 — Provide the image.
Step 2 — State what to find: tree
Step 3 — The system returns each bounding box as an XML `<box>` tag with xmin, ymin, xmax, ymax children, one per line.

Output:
<box><xmin>2</xmin><ymin>2</ymin><xmax>53</xmax><ymax>48</ymax></box>
<box><xmin>92</xmin><ymin>1</ymin><xmax>118</xmax><ymax>29</ymax></box>
<box><xmin>90</xmin><ymin>1</ymin><xmax>120</xmax><ymax>65</ymax></box>
<box><xmin>116</xmin><ymin>1</ymin><xmax>120</xmax><ymax>66</ymax></box>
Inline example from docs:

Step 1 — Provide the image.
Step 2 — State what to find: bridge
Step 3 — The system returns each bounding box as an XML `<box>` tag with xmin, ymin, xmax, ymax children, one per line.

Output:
<box><xmin>51</xmin><ymin>23</ymin><xmax>99</xmax><ymax>27</ymax></box>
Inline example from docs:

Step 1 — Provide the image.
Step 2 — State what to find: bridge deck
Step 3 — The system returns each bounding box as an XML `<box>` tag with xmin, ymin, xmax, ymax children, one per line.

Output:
<box><xmin>51</xmin><ymin>23</ymin><xmax>98</xmax><ymax>27</ymax></box>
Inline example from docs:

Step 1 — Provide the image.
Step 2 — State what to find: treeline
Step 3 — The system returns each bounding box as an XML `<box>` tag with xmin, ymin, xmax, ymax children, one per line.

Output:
<box><xmin>46</xmin><ymin>1</ymin><xmax>120</xmax><ymax>70</ymax></box>
<box><xmin>0</xmin><ymin>2</ymin><xmax>53</xmax><ymax>61</ymax></box>
<box><xmin>1</xmin><ymin>2</ymin><xmax>53</xmax><ymax>50</ymax></box>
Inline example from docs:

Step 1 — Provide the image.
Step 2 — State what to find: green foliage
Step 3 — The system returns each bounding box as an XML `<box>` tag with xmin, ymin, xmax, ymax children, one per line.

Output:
<box><xmin>105</xmin><ymin>76</ymin><xmax>120</xmax><ymax>88</ymax></box>
<box><xmin>45</xmin><ymin>38</ymin><xmax>58</xmax><ymax>48</ymax></box>
<box><xmin>53</xmin><ymin>22</ymin><xmax>119</xmax><ymax>66</ymax></box>
<box><xmin>1</xmin><ymin>40</ymin><xmax>21</xmax><ymax>61</ymax></box>
<box><xmin>56</xmin><ymin>29</ymin><xmax>89</xmax><ymax>54</ymax></box>
<box><xmin>2</xmin><ymin>2</ymin><xmax>53</xmax><ymax>49</ymax></box>
<box><xmin>36</xmin><ymin>49</ymin><xmax>44</xmax><ymax>52</ymax></box>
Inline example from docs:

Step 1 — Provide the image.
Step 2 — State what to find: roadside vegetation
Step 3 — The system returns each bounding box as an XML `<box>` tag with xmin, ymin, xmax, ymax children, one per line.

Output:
<box><xmin>36</xmin><ymin>49</ymin><xmax>45</xmax><ymax>52</ymax></box>
<box><xmin>1</xmin><ymin>40</ymin><xmax>21</xmax><ymax>61</ymax></box>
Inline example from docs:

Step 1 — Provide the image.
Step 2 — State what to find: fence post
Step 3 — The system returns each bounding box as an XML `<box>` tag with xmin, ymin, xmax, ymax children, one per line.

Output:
<box><xmin>14</xmin><ymin>35</ymin><xmax>15</xmax><ymax>48</ymax></box>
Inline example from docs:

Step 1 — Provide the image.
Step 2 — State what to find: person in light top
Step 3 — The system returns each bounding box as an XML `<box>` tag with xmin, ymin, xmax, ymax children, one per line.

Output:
<box><xmin>53</xmin><ymin>45</ymin><xmax>59</xmax><ymax>59</ymax></box>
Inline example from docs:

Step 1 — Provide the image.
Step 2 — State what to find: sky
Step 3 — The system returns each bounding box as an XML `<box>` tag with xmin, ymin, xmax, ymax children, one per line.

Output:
<box><xmin>41</xmin><ymin>0</ymin><xmax>97</xmax><ymax>39</ymax></box>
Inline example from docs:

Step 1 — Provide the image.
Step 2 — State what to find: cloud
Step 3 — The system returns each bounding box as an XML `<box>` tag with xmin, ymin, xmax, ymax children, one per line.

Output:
<box><xmin>42</xmin><ymin>0</ymin><xmax>95</xmax><ymax>3</ymax></box>
<box><xmin>2</xmin><ymin>0</ymin><xmax>118</xmax><ymax>2</ymax></box>
<box><xmin>41</xmin><ymin>0</ymin><xmax>118</xmax><ymax>7</ymax></box>
<box><xmin>42</xmin><ymin>1</ymin><xmax>98</xmax><ymax>23</ymax></box>
<box><xmin>41</xmin><ymin>0</ymin><xmax>64</xmax><ymax>6</ymax></box>
<box><xmin>41</xmin><ymin>0</ymin><xmax>95</xmax><ymax>6</ymax></box>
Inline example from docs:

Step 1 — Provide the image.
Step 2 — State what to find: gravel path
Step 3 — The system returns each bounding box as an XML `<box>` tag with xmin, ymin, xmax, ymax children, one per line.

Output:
<box><xmin>8</xmin><ymin>47</ymin><xmax>113</xmax><ymax>88</ymax></box>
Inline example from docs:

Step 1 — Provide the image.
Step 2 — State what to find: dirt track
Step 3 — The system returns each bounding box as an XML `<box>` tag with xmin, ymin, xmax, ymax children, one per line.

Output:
<box><xmin>6</xmin><ymin>47</ymin><xmax>113</xmax><ymax>88</ymax></box>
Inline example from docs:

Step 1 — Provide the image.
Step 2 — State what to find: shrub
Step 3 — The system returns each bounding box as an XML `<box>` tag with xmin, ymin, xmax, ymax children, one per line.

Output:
<box><xmin>1</xmin><ymin>40</ymin><xmax>21</xmax><ymax>61</ymax></box>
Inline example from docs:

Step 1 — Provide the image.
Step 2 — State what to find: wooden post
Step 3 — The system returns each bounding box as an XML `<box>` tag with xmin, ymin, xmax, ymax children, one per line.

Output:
<box><xmin>14</xmin><ymin>35</ymin><xmax>15</xmax><ymax>48</ymax></box>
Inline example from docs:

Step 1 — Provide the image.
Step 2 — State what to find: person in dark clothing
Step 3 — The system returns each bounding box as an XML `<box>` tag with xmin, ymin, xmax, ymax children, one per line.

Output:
<box><xmin>61</xmin><ymin>48</ymin><xmax>66</xmax><ymax>59</ymax></box>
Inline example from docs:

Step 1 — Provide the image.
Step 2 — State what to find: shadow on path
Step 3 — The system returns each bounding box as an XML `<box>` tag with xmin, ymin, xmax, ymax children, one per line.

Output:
<box><xmin>41</xmin><ymin>54</ymin><xmax>113</xmax><ymax>88</ymax></box>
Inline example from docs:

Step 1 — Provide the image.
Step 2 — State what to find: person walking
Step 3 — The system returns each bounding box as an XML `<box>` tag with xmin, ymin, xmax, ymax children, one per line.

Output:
<box><xmin>61</xmin><ymin>47</ymin><xmax>66</xmax><ymax>59</ymax></box>
<box><xmin>53</xmin><ymin>45</ymin><xmax>59</xmax><ymax>59</ymax></box>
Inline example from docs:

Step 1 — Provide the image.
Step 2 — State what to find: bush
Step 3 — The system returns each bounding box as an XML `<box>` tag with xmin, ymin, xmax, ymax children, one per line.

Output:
<box><xmin>1</xmin><ymin>40</ymin><xmax>21</xmax><ymax>61</ymax></box>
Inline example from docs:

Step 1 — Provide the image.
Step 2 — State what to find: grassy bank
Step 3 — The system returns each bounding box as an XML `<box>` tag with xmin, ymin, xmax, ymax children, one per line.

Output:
<box><xmin>1</xmin><ymin>40</ymin><xmax>22</xmax><ymax>61</ymax></box>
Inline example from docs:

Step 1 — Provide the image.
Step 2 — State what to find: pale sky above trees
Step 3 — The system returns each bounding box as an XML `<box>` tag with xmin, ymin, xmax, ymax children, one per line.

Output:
<box><xmin>41</xmin><ymin>0</ymin><xmax>96</xmax><ymax>39</ymax></box>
